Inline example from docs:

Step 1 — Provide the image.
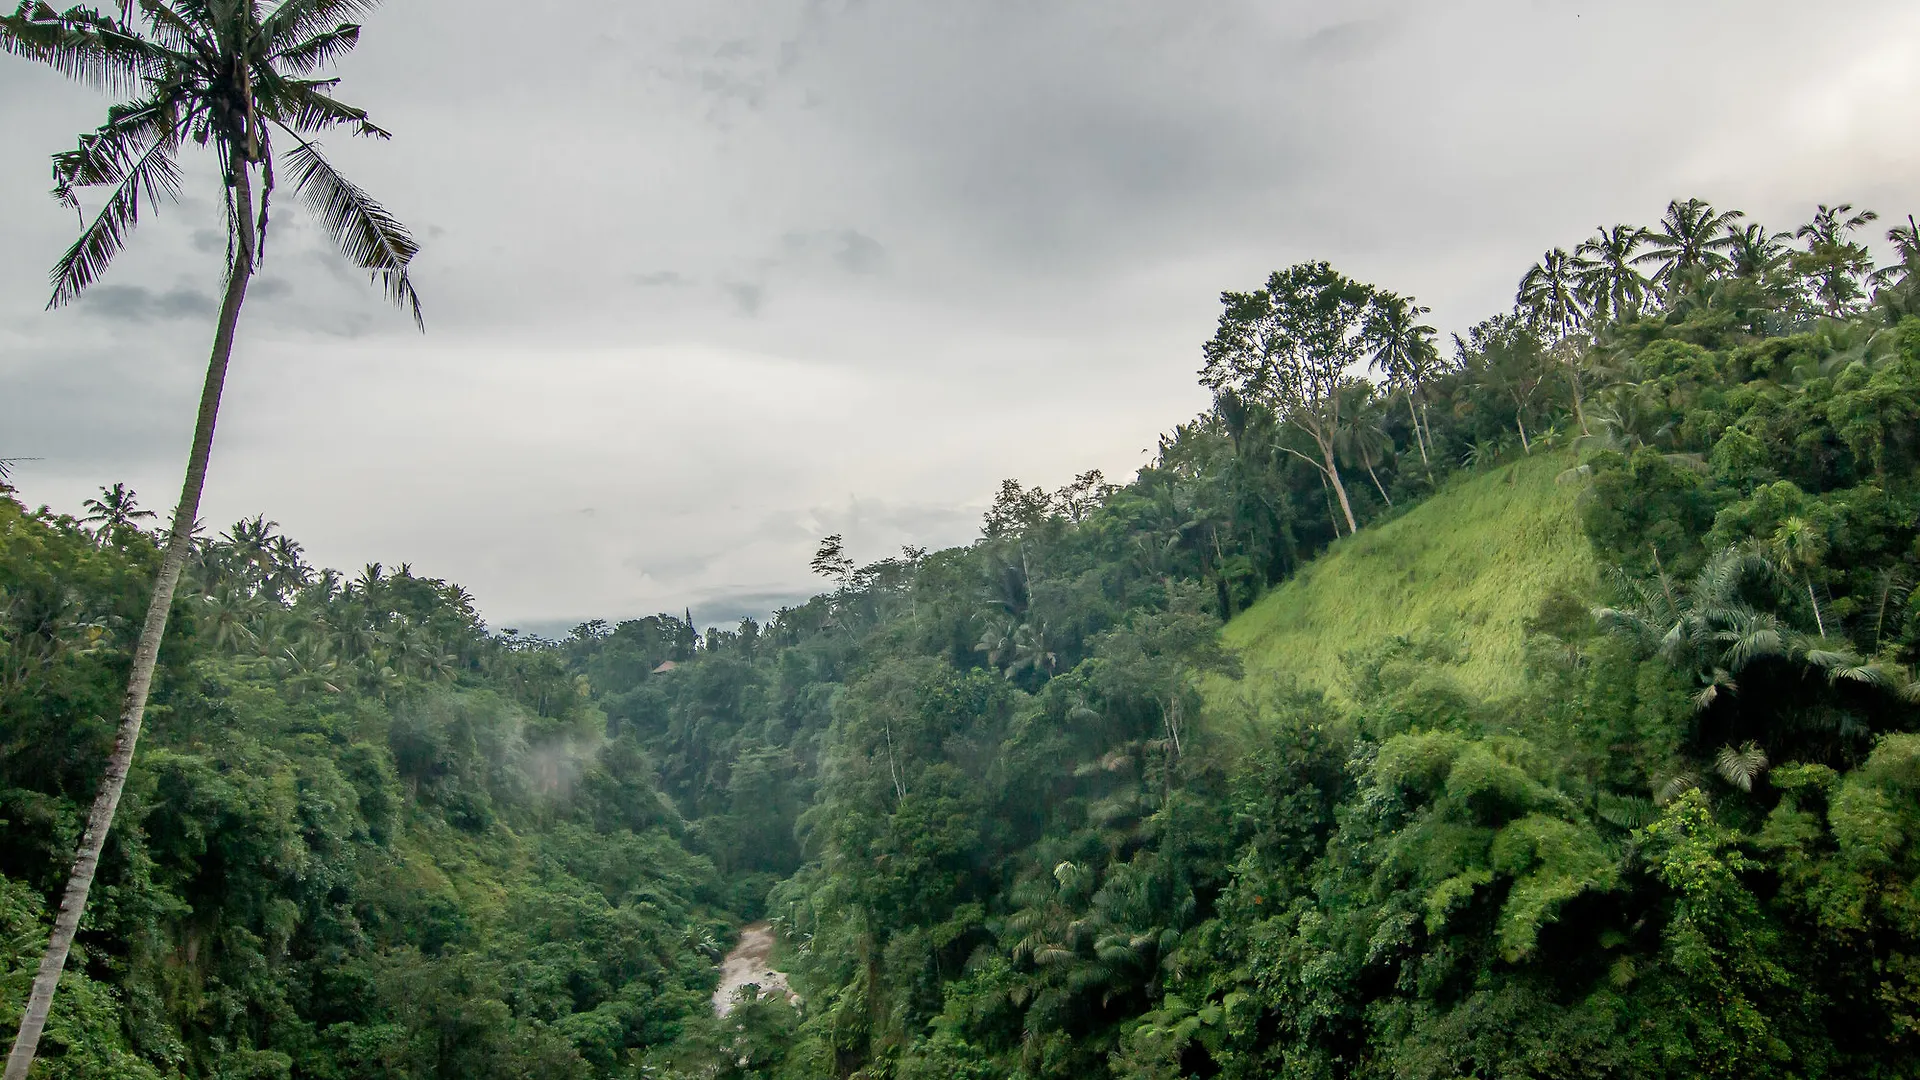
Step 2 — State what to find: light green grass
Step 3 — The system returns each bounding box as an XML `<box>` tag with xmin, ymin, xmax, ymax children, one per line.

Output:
<box><xmin>1216</xmin><ymin>451</ymin><xmax>1597</xmax><ymax>705</ymax></box>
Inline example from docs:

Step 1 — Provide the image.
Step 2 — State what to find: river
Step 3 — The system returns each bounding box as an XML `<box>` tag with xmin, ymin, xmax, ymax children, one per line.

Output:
<box><xmin>712</xmin><ymin>921</ymin><xmax>797</xmax><ymax>1017</ymax></box>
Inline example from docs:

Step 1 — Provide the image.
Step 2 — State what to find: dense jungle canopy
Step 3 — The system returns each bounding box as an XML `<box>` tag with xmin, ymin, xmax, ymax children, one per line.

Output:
<box><xmin>9</xmin><ymin>189</ymin><xmax>1920</xmax><ymax>1080</ymax></box>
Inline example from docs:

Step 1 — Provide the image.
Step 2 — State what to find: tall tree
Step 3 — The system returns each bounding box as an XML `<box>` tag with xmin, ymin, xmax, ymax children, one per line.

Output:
<box><xmin>1635</xmin><ymin>197</ymin><xmax>1744</xmax><ymax>290</ymax></box>
<box><xmin>1574</xmin><ymin>224</ymin><xmax>1649</xmax><ymax>323</ymax></box>
<box><xmin>1331</xmin><ymin>380</ymin><xmax>1395</xmax><ymax>506</ymax></box>
<box><xmin>0</xmin><ymin>3</ymin><xmax>422</xmax><ymax>1074</ymax></box>
<box><xmin>1724</xmin><ymin>222</ymin><xmax>1791</xmax><ymax>280</ymax></box>
<box><xmin>1456</xmin><ymin>312</ymin><xmax>1550</xmax><ymax>453</ymax></box>
<box><xmin>1794</xmin><ymin>203</ymin><xmax>1879</xmax><ymax>316</ymax></box>
<box><xmin>1201</xmin><ymin>262</ymin><xmax>1377</xmax><ymax>535</ymax></box>
<box><xmin>1518</xmin><ymin>247</ymin><xmax>1591</xmax><ymax>433</ymax></box>
<box><xmin>1871</xmin><ymin>214</ymin><xmax>1920</xmax><ymax>318</ymax></box>
<box><xmin>79</xmin><ymin>481</ymin><xmax>156</xmax><ymax>541</ymax></box>
<box><xmin>1363</xmin><ymin>289</ymin><xmax>1442</xmax><ymax>468</ymax></box>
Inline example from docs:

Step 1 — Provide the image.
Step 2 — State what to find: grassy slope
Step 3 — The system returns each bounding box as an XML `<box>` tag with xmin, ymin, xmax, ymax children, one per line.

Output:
<box><xmin>1217</xmin><ymin>451</ymin><xmax>1597</xmax><ymax>705</ymax></box>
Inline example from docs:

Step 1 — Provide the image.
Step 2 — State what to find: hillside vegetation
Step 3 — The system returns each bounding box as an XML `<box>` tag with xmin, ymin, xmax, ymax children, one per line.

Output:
<box><xmin>1220</xmin><ymin>450</ymin><xmax>1596</xmax><ymax>702</ymax></box>
<box><xmin>11</xmin><ymin>187</ymin><xmax>1920</xmax><ymax>1080</ymax></box>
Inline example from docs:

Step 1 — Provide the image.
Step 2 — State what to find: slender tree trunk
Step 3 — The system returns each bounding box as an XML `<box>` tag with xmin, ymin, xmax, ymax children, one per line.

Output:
<box><xmin>1510</xmin><ymin>396</ymin><xmax>1532</xmax><ymax>455</ymax></box>
<box><xmin>1407</xmin><ymin>395</ymin><xmax>1430</xmax><ymax>466</ymax></box>
<box><xmin>1365</xmin><ymin>456</ymin><xmax>1393</xmax><ymax>507</ymax></box>
<box><xmin>1319</xmin><ymin>438</ymin><xmax>1359</xmax><ymax>534</ymax></box>
<box><xmin>6</xmin><ymin>160</ymin><xmax>256</xmax><ymax>1080</ymax></box>
<box><xmin>1560</xmin><ymin>334</ymin><xmax>1590</xmax><ymax>436</ymax></box>
<box><xmin>1315</xmin><ymin>470</ymin><xmax>1342</xmax><ymax>537</ymax></box>
<box><xmin>1806</xmin><ymin>574</ymin><xmax>1827</xmax><ymax>638</ymax></box>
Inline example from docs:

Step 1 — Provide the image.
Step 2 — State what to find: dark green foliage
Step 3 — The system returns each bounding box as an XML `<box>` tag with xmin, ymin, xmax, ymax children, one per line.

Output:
<box><xmin>14</xmin><ymin>197</ymin><xmax>1920</xmax><ymax>1078</ymax></box>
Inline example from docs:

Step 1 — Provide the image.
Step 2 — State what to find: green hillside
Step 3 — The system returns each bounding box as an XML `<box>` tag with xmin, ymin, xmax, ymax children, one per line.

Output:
<box><xmin>1218</xmin><ymin>450</ymin><xmax>1596</xmax><ymax>703</ymax></box>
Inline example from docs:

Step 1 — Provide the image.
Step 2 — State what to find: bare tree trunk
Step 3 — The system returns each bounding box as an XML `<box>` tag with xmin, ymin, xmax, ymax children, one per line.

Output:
<box><xmin>1319</xmin><ymin>438</ymin><xmax>1359</xmax><ymax>534</ymax></box>
<box><xmin>1407</xmin><ymin>395</ymin><xmax>1430</xmax><ymax>467</ymax></box>
<box><xmin>1365</xmin><ymin>456</ymin><xmax>1393</xmax><ymax>507</ymax></box>
<box><xmin>1314</xmin><ymin>470</ymin><xmax>1341</xmax><ymax>537</ymax></box>
<box><xmin>1554</xmin><ymin>316</ymin><xmax>1591</xmax><ymax>438</ymax></box>
<box><xmin>1564</xmin><ymin>348</ymin><xmax>1590</xmax><ymax>436</ymax></box>
<box><xmin>5</xmin><ymin>159</ymin><xmax>256</xmax><ymax>1080</ymax></box>
<box><xmin>1806</xmin><ymin>574</ymin><xmax>1828</xmax><ymax>638</ymax></box>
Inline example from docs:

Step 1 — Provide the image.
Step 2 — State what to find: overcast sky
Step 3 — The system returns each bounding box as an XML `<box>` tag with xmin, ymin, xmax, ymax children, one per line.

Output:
<box><xmin>4</xmin><ymin>0</ymin><xmax>1919</xmax><ymax>631</ymax></box>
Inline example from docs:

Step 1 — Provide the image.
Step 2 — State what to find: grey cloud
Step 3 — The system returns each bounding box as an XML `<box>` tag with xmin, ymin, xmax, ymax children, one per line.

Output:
<box><xmin>780</xmin><ymin>228</ymin><xmax>887</xmax><ymax>274</ymax></box>
<box><xmin>721</xmin><ymin>279</ymin><xmax>766</xmax><ymax>314</ymax></box>
<box><xmin>7</xmin><ymin>0</ymin><xmax>1917</xmax><ymax>629</ymax></box>
<box><xmin>831</xmin><ymin>230</ymin><xmax>885</xmax><ymax>274</ymax></box>
<box><xmin>687</xmin><ymin>587</ymin><xmax>819</xmax><ymax>624</ymax></box>
<box><xmin>1298</xmin><ymin>15</ymin><xmax>1394</xmax><ymax>62</ymax></box>
<box><xmin>634</xmin><ymin>270</ymin><xmax>693</xmax><ymax>287</ymax></box>
<box><xmin>82</xmin><ymin>283</ymin><xmax>217</xmax><ymax>323</ymax></box>
<box><xmin>623</xmin><ymin>548</ymin><xmax>718</xmax><ymax>580</ymax></box>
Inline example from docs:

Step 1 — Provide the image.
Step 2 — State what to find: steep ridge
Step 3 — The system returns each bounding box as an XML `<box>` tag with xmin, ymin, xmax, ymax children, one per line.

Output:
<box><xmin>1217</xmin><ymin>450</ymin><xmax>1597</xmax><ymax>704</ymax></box>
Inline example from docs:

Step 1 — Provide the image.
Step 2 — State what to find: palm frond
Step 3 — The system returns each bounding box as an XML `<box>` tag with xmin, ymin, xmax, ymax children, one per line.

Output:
<box><xmin>1720</xmin><ymin>626</ymin><xmax>1783</xmax><ymax>671</ymax></box>
<box><xmin>267</xmin><ymin>77</ymin><xmax>388</xmax><ymax>137</ymax></box>
<box><xmin>1825</xmin><ymin>661</ymin><xmax>1895</xmax><ymax>690</ymax></box>
<box><xmin>1802</xmin><ymin>647</ymin><xmax>1862</xmax><ymax>672</ymax></box>
<box><xmin>49</xmin><ymin>121</ymin><xmax>185</xmax><ymax>307</ymax></box>
<box><xmin>1595</xmin><ymin>792</ymin><xmax>1656</xmax><ymax>830</ymax></box>
<box><xmin>282</xmin><ymin>133</ymin><xmax>422</xmax><ymax>328</ymax></box>
<box><xmin>1713</xmin><ymin>741</ymin><xmax>1769</xmax><ymax>792</ymax></box>
<box><xmin>260</xmin><ymin>0</ymin><xmax>381</xmax><ymax>49</ymax></box>
<box><xmin>271</xmin><ymin>20</ymin><xmax>359</xmax><ymax>72</ymax></box>
<box><xmin>0</xmin><ymin>2</ymin><xmax>171</xmax><ymax>93</ymax></box>
<box><xmin>1654</xmin><ymin>772</ymin><xmax>1701</xmax><ymax>806</ymax></box>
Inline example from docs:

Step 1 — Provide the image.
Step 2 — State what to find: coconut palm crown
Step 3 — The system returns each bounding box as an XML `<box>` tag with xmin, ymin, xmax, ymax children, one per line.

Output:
<box><xmin>0</xmin><ymin>0</ymin><xmax>421</xmax><ymax>321</ymax></box>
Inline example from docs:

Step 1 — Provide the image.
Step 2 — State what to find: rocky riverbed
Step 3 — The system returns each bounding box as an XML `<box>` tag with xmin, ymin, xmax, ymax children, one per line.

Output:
<box><xmin>712</xmin><ymin>921</ymin><xmax>797</xmax><ymax>1017</ymax></box>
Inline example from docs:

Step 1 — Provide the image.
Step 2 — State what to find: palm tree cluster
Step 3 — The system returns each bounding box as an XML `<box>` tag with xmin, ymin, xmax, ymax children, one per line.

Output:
<box><xmin>1517</xmin><ymin>197</ymin><xmax>1912</xmax><ymax>342</ymax></box>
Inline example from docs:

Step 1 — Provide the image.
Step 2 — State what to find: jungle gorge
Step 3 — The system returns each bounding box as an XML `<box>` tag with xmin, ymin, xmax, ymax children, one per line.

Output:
<box><xmin>8</xmin><ymin>2</ymin><xmax>1920</xmax><ymax>1079</ymax></box>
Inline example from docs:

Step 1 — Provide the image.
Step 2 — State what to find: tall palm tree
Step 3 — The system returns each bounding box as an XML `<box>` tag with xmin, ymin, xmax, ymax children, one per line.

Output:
<box><xmin>79</xmin><ymin>481</ymin><xmax>157</xmax><ymax>540</ymax></box>
<box><xmin>1518</xmin><ymin>248</ymin><xmax>1586</xmax><ymax>341</ymax></box>
<box><xmin>1634</xmin><ymin>197</ymin><xmax>1744</xmax><ymax>290</ymax></box>
<box><xmin>1795</xmin><ymin>203</ymin><xmax>1880</xmax><ymax>316</ymax></box>
<box><xmin>1362</xmin><ymin>290</ymin><xmax>1441</xmax><ymax>468</ymax></box>
<box><xmin>1573</xmin><ymin>224</ymin><xmax>1649</xmax><ymax>324</ymax></box>
<box><xmin>0</xmin><ymin>3</ymin><xmax>421</xmax><ymax>1073</ymax></box>
<box><xmin>1724</xmin><ymin>222</ymin><xmax>1791</xmax><ymax>280</ymax></box>
<box><xmin>1870</xmin><ymin>215</ymin><xmax>1920</xmax><ymax>317</ymax></box>
<box><xmin>1877</xmin><ymin>215</ymin><xmax>1920</xmax><ymax>283</ymax></box>
<box><xmin>1518</xmin><ymin>247</ymin><xmax>1591</xmax><ymax>433</ymax></box>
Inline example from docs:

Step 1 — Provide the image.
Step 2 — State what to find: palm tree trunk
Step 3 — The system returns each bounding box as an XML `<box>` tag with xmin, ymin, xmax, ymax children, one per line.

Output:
<box><xmin>1560</xmin><ymin>337</ymin><xmax>1590</xmax><ymax>436</ymax></box>
<box><xmin>5</xmin><ymin>161</ymin><xmax>256</xmax><ymax>1080</ymax></box>
<box><xmin>1319</xmin><ymin>438</ymin><xmax>1359</xmax><ymax>534</ymax></box>
<box><xmin>1805</xmin><ymin>574</ymin><xmax>1828</xmax><ymax>638</ymax></box>
<box><xmin>1407</xmin><ymin>395</ymin><xmax>1430</xmax><ymax>467</ymax></box>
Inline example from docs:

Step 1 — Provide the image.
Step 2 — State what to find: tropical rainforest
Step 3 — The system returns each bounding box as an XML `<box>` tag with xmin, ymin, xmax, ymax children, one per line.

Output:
<box><xmin>9</xmin><ymin>185</ymin><xmax>1920</xmax><ymax>1079</ymax></box>
<box><xmin>10</xmin><ymin>5</ymin><xmax>1920</xmax><ymax>1080</ymax></box>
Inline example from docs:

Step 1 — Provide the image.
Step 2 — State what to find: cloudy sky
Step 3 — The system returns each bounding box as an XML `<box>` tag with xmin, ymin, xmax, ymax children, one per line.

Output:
<box><xmin>4</xmin><ymin>0</ymin><xmax>1919</xmax><ymax>631</ymax></box>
